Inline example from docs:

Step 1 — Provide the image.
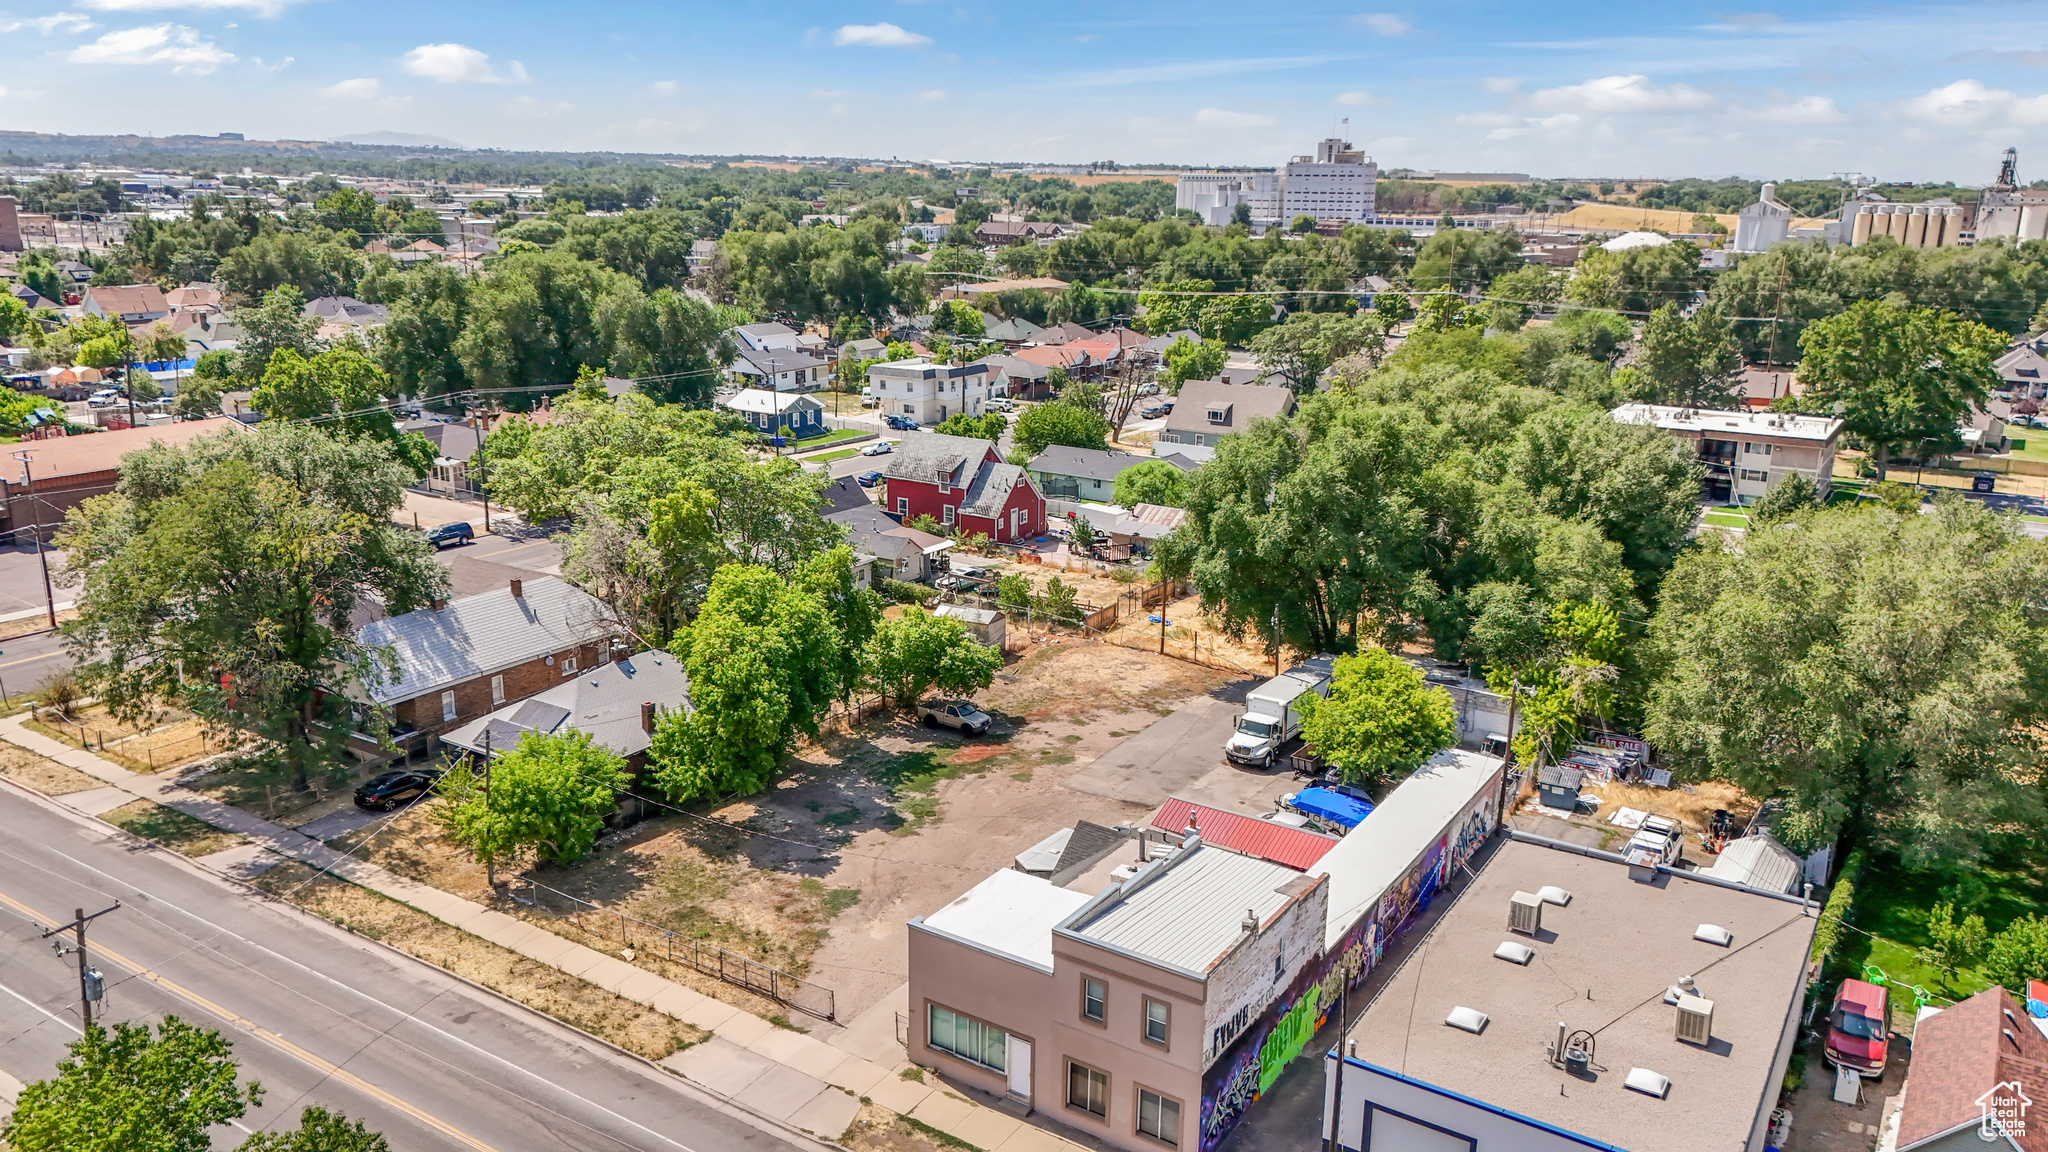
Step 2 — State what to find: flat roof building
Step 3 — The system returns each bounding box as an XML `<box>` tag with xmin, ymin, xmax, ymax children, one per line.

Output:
<box><xmin>1325</xmin><ymin>834</ymin><xmax>1816</xmax><ymax>1152</ymax></box>
<box><xmin>1612</xmin><ymin>402</ymin><xmax>1845</xmax><ymax>507</ymax></box>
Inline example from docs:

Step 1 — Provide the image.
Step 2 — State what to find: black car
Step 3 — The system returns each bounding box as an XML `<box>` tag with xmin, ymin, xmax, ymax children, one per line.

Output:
<box><xmin>353</xmin><ymin>768</ymin><xmax>444</xmax><ymax>811</ymax></box>
<box><xmin>425</xmin><ymin>521</ymin><xmax>474</xmax><ymax>549</ymax></box>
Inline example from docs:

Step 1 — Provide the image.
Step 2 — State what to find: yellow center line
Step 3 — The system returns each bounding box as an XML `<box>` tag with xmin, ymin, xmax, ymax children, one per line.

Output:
<box><xmin>0</xmin><ymin>650</ymin><xmax>58</xmax><ymax>670</ymax></box>
<box><xmin>0</xmin><ymin>889</ymin><xmax>499</xmax><ymax>1152</ymax></box>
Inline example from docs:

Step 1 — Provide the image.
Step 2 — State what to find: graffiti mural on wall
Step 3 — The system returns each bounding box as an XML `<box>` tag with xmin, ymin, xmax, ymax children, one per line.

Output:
<box><xmin>1195</xmin><ymin>770</ymin><xmax>1500</xmax><ymax>1152</ymax></box>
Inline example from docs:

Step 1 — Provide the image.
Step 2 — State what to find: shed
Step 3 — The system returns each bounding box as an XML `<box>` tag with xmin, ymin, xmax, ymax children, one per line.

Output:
<box><xmin>935</xmin><ymin>603</ymin><xmax>1005</xmax><ymax>648</ymax></box>
<box><xmin>1537</xmin><ymin>764</ymin><xmax>1585</xmax><ymax>811</ymax></box>
<box><xmin>1704</xmin><ymin>832</ymin><xmax>1803</xmax><ymax>895</ymax></box>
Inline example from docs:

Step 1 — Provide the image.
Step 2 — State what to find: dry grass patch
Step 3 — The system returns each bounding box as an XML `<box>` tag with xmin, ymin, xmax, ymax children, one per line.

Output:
<box><xmin>0</xmin><ymin>744</ymin><xmax>102</xmax><ymax>795</ymax></box>
<box><xmin>0</xmin><ymin>608</ymin><xmax>77</xmax><ymax>641</ymax></box>
<box><xmin>103</xmin><ymin>799</ymin><xmax>245</xmax><ymax>857</ymax></box>
<box><xmin>255</xmin><ymin>862</ymin><xmax>707</xmax><ymax>1061</ymax></box>
<box><xmin>842</xmin><ymin>1103</ymin><xmax>968</xmax><ymax>1152</ymax></box>
<box><xmin>1585</xmin><ymin>778</ymin><xmax>1758</xmax><ymax>834</ymax></box>
<box><xmin>25</xmin><ymin>701</ymin><xmax>225</xmax><ymax>774</ymax></box>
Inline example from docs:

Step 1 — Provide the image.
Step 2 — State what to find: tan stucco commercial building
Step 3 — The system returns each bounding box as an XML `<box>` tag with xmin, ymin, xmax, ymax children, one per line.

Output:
<box><xmin>906</xmin><ymin>749</ymin><xmax>1505</xmax><ymax>1152</ymax></box>
<box><xmin>1611</xmin><ymin>403</ymin><xmax>1844</xmax><ymax>506</ymax></box>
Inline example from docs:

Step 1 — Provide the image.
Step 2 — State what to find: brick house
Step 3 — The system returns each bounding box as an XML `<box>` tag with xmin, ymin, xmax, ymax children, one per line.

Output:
<box><xmin>354</xmin><ymin>575</ymin><xmax>616</xmax><ymax>757</ymax></box>
<box><xmin>882</xmin><ymin>432</ymin><xmax>1046</xmax><ymax>543</ymax></box>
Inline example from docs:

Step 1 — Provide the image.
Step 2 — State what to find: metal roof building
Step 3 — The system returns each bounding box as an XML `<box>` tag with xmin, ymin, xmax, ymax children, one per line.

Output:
<box><xmin>1059</xmin><ymin>844</ymin><xmax>1311</xmax><ymax>976</ymax></box>
<box><xmin>1150</xmin><ymin>797</ymin><xmax>1338</xmax><ymax>872</ymax></box>
<box><xmin>355</xmin><ymin>575</ymin><xmax>612</xmax><ymax>706</ymax></box>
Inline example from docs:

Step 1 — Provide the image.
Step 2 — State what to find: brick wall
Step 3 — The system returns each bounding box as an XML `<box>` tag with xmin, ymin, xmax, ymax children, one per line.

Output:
<box><xmin>391</xmin><ymin>641</ymin><xmax>607</xmax><ymax>741</ymax></box>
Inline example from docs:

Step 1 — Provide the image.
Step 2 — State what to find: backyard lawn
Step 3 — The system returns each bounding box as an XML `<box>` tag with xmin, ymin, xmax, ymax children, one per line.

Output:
<box><xmin>789</xmin><ymin>427</ymin><xmax>869</xmax><ymax>451</ymax></box>
<box><xmin>807</xmin><ymin>448</ymin><xmax>863</xmax><ymax>464</ymax></box>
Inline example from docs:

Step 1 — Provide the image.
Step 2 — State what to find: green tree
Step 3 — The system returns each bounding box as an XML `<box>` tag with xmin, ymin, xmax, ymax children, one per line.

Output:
<box><xmin>173</xmin><ymin>377</ymin><xmax>225</xmax><ymax>420</ymax></box>
<box><xmin>1195</xmin><ymin>293</ymin><xmax>1273</xmax><ymax>346</ymax></box>
<box><xmin>0</xmin><ymin>291</ymin><xmax>29</xmax><ymax>342</ymax></box>
<box><xmin>1112</xmin><ymin>460</ymin><xmax>1188</xmax><ymax>508</ymax></box>
<box><xmin>1290</xmin><ymin>214</ymin><xmax>1317</xmax><ymax>235</ymax></box>
<box><xmin>1921</xmin><ymin>902</ymin><xmax>1990</xmax><ymax>978</ymax></box>
<box><xmin>1748</xmin><ymin>472</ymin><xmax>1817</xmax><ymax>523</ymax></box>
<box><xmin>933</xmin><ymin>411</ymin><xmax>1007</xmax><ymax>440</ymax></box>
<box><xmin>3</xmin><ymin>1016</ymin><xmax>262</xmax><ymax>1152</ymax></box>
<box><xmin>232</xmin><ymin>285</ymin><xmax>322</xmax><ymax>382</ymax></box>
<box><xmin>1012</xmin><ymin>401</ymin><xmax>1109</xmax><ymax>457</ymax></box>
<box><xmin>1158</xmin><ymin>336</ymin><xmax>1226</xmax><ymax>391</ymax></box>
<box><xmin>1984</xmin><ymin>915</ymin><xmax>2048</xmax><ymax>993</ymax></box>
<box><xmin>1410</xmin><ymin>227</ymin><xmax>1524</xmax><ymax>292</ymax></box>
<box><xmin>1565</xmin><ymin>239</ymin><xmax>1706</xmax><ymax>314</ymax></box>
<box><xmin>1136</xmin><ymin>280</ymin><xmax>1214</xmax><ymax>335</ymax></box>
<box><xmin>1794</xmin><ymin>299</ymin><xmax>2004</xmax><ymax>479</ymax></box>
<box><xmin>437</xmin><ymin>729</ymin><xmax>630</xmax><ymax>868</ymax></box>
<box><xmin>315</xmin><ymin>188</ymin><xmax>380</xmax><ymax>243</ymax></box>
<box><xmin>798</xmin><ymin>545</ymin><xmax>884</xmax><ymax>703</ymax></box>
<box><xmin>234</xmin><ymin>1106</ymin><xmax>389</xmax><ymax>1152</ymax></box>
<box><xmin>1297</xmin><ymin>649</ymin><xmax>1457</xmax><ymax>786</ymax></box>
<box><xmin>254</xmin><ymin>348</ymin><xmax>436</xmax><ymax>476</ymax></box>
<box><xmin>1248</xmin><ymin>312</ymin><xmax>1386</xmax><ymax>395</ymax></box>
<box><xmin>650</xmin><ymin>564</ymin><xmax>839</xmax><ymax>801</ymax></box>
<box><xmin>861</xmin><ymin>608</ymin><xmax>1004</xmax><ymax>706</ymax></box>
<box><xmin>995</xmin><ymin>572</ymin><xmax>1033</xmax><ymax>614</ymax></box>
<box><xmin>1482</xmin><ymin>265</ymin><xmax>1560</xmax><ymax>331</ymax></box>
<box><xmin>600</xmin><ymin>286</ymin><xmax>737</xmax><ymax>407</ymax></box>
<box><xmin>1644</xmin><ymin>498</ymin><xmax>2048</xmax><ymax>866</ymax></box>
<box><xmin>1630</xmin><ymin>303</ymin><xmax>1741</xmax><ymax>409</ymax></box>
<box><xmin>216</xmin><ymin>231</ymin><xmax>363</xmax><ymax>304</ymax></box>
<box><xmin>59</xmin><ymin>426</ymin><xmax>448</xmax><ymax>791</ymax></box>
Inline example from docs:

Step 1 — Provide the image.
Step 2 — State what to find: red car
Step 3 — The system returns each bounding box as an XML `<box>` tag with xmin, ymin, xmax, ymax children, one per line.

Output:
<box><xmin>1825</xmin><ymin>978</ymin><xmax>1891</xmax><ymax>1076</ymax></box>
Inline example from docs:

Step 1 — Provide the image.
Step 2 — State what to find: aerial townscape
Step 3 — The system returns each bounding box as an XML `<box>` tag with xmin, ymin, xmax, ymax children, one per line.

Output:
<box><xmin>10</xmin><ymin>7</ymin><xmax>2048</xmax><ymax>1152</ymax></box>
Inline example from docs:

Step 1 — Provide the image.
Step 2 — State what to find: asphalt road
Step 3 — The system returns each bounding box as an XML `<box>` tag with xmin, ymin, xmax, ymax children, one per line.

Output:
<box><xmin>0</xmin><ymin>785</ymin><xmax>815</xmax><ymax>1152</ymax></box>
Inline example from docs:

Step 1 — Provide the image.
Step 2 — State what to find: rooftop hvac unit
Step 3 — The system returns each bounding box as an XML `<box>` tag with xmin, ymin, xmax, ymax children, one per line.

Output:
<box><xmin>1676</xmin><ymin>997</ymin><xmax>1716</xmax><ymax>1046</ymax></box>
<box><xmin>1509</xmin><ymin>891</ymin><xmax>1543</xmax><ymax>936</ymax></box>
<box><xmin>1625</xmin><ymin>1068</ymin><xmax>1671</xmax><ymax>1099</ymax></box>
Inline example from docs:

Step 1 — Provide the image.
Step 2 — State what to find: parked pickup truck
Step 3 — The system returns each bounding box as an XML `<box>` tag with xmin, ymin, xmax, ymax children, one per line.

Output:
<box><xmin>1224</xmin><ymin>655</ymin><xmax>1336</xmax><ymax>768</ymax></box>
<box><xmin>918</xmin><ymin>699</ymin><xmax>992</xmax><ymax>736</ymax></box>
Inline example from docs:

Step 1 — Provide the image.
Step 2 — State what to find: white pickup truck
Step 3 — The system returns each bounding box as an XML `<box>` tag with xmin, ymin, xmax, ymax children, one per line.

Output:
<box><xmin>1223</xmin><ymin>655</ymin><xmax>1336</xmax><ymax>768</ymax></box>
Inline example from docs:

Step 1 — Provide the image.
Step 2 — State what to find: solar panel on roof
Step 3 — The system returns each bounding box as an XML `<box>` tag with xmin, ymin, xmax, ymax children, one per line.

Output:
<box><xmin>506</xmin><ymin>700</ymin><xmax>570</xmax><ymax>732</ymax></box>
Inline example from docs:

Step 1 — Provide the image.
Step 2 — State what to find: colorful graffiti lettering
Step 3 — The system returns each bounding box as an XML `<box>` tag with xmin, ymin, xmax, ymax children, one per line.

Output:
<box><xmin>1195</xmin><ymin>768</ymin><xmax>1501</xmax><ymax>1152</ymax></box>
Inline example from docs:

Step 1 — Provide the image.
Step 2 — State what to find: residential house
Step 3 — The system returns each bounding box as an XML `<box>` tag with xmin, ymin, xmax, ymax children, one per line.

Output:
<box><xmin>1046</xmin><ymin>321</ymin><xmax>1101</xmax><ymax>344</ymax></box>
<box><xmin>440</xmin><ymin>649</ymin><xmax>690</xmax><ymax>774</ymax></box>
<box><xmin>1028</xmin><ymin>446</ymin><xmax>1190</xmax><ymax>501</ymax></box>
<box><xmin>1996</xmin><ymin>335</ymin><xmax>2048</xmax><ymax>399</ymax></box>
<box><xmin>1325</xmin><ymin>833</ymin><xmax>1814</xmax><ymax>1152</ymax></box>
<box><xmin>401</xmin><ymin>418</ymin><xmax>484</xmax><ymax>497</ymax></box>
<box><xmin>1735</xmin><ymin>364</ymin><xmax>1798</xmax><ymax>408</ymax></box>
<box><xmin>903</xmin><ymin>223</ymin><xmax>950</xmax><ymax>245</ymax></box>
<box><xmin>716</xmin><ymin>388</ymin><xmax>828</xmax><ymax>437</ymax></box>
<box><xmin>938</xmin><ymin>276</ymin><xmax>1070</xmax><ymax>303</ymax></box>
<box><xmin>839</xmin><ymin>337</ymin><xmax>887</xmax><ymax>362</ymax></box>
<box><xmin>883</xmin><ymin>431</ymin><xmax>1046</xmax><ymax>543</ymax></box>
<box><xmin>686</xmin><ymin>239</ymin><xmax>719</xmax><ymax>274</ymax></box>
<box><xmin>353</xmin><ymin>575</ymin><xmax>617</xmax><ymax>757</ymax></box>
<box><xmin>1886</xmin><ymin>985</ymin><xmax>2048</xmax><ymax>1151</ymax></box>
<box><xmin>973</xmin><ymin>221</ymin><xmax>1064</xmax><ymax>246</ymax></box>
<box><xmin>984</xmin><ymin>316</ymin><xmax>1052</xmax><ymax>346</ymax></box>
<box><xmin>169</xmin><ymin>311</ymin><xmax>242</xmax><ymax>357</ymax></box>
<box><xmin>1964</xmin><ymin>404</ymin><xmax>2012</xmax><ymax>454</ymax></box>
<box><xmin>163</xmin><ymin>283</ymin><xmax>221</xmax><ymax>311</ymax></box>
<box><xmin>10</xmin><ymin>284</ymin><xmax>55</xmax><ymax>313</ymax></box>
<box><xmin>865</xmin><ymin>359</ymin><xmax>999</xmax><ymax>424</ymax></box>
<box><xmin>393</xmin><ymin>239</ymin><xmax>445</xmax><ymax>265</ymax></box>
<box><xmin>732</xmin><ymin>346</ymin><xmax>830</xmax><ymax>392</ymax></box>
<box><xmin>304</xmin><ymin>295</ymin><xmax>391</xmax><ymax>328</ymax></box>
<box><xmin>731</xmin><ymin>321</ymin><xmax>802</xmax><ymax>353</ymax></box>
<box><xmin>1012</xmin><ymin>343</ymin><xmax>1096</xmax><ymax>383</ymax></box>
<box><xmin>977</xmin><ymin>354</ymin><xmax>1055</xmax><ymax>399</ymax></box>
<box><xmin>819</xmin><ymin>475</ymin><xmax>873</xmax><ymax>516</ymax></box>
<box><xmin>1612</xmin><ymin>402</ymin><xmax>1845</xmax><ymax>505</ymax></box>
<box><xmin>82</xmin><ymin>284</ymin><xmax>170</xmax><ymax>325</ymax></box>
<box><xmin>1140</xmin><ymin>330</ymin><xmax>1201</xmax><ymax>355</ymax></box>
<box><xmin>54</xmin><ymin>260</ymin><xmax>92</xmax><ymax>284</ymax></box>
<box><xmin>1345</xmin><ymin>275</ymin><xmax>1393</xmax><ymax>307</ymax></box>
<box><xmin>0</xmin><ymin>417</ymin><xmax>244</xmax><ymax>541</ymax></box>
<box><xmin>829</xmin><ymin>503</ymin><xmax>952</xmax><ymax>583</ymax></box>
<box><xmin>909</xmin><ymin>748</ymin><xmax>1504</xmax><ymax>1152</ymax></box>
<box><xmin>1155</xmin><ymin>380</ymin><xmax>1298</xmax><ymax>457</ymax></box>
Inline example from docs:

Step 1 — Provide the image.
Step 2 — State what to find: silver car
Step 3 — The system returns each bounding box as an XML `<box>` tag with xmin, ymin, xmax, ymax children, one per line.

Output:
<box><xmin>918</xmin><ymin>699</ymin><xmax>992</xmax><ymax>736</ymax></box>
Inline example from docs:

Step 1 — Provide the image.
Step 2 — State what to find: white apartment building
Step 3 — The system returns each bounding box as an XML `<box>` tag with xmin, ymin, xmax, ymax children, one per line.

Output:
<box><xmin>1612</xmin><ymin>403</ymin><xmax>1845</xmax><ymax>506</ymax></box>
<box><xmin>865</xmin><ymin>359</ymin><xmax>998</xmax><ymax>425</ymax></box>
<box><xmin>1173</xmin><ymin>139</ymin><xmax>1375</xmax><ymax>226</ymax></box>
<box><xmin>1279</xmin><ymin>138</ymin><xmax>1377</xmax><ymax>222</ymax></box>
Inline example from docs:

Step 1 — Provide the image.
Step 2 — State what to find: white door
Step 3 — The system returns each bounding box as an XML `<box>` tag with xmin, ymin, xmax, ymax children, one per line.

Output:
<box><xmin>1005</xmin><ymin>1036</ymin><xmax>1031</xmax><ymax>1098</ymax></box>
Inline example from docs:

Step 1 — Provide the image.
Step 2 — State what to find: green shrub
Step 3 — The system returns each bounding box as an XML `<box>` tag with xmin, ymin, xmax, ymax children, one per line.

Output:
<box><xmin>881</xmin><ymin>579</ymin><xmax>937</xmax><ymax>606</ymax></box>
<box><xmin>1810</xmin><ymin>847</ymin><xmax>1867</xmax><ymax>967</ymax></box>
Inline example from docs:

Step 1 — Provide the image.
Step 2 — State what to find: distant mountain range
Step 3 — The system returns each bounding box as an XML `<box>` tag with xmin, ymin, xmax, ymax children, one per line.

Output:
<box><xmin>337</xmin><ymin>131</ymin><xmax>465</xmax><ymax>150</ymax></box>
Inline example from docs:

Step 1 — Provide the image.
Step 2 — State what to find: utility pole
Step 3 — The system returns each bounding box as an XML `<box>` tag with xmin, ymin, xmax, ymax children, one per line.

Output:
<box><xmin>1765</xmin><ymin>257</ymin><xmax>1790</xmax><ymax>370</ymax></box>
<box><xmin>42</xmin><ymin>903</ymin><xmax>119</xmax><ymax>1028</ymax></box>
<box><xmin>481</xmin><ymin>725</ymin><xmax>494</xmax><ymax>886</ymax></box>
<box><xmin>468</xmin><ymin>403</ymin><xmax>492</xmax><ymax>534</ymax></box>
<box><xmin>12</xmin><ymin>451</ymin><xmax>57</xmax><ymax>629</ymax></box>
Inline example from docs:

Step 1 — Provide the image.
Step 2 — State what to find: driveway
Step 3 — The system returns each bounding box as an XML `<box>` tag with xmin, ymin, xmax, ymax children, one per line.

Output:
<box><xmin>1061</xmin><ymin>678</ymin><xmax>1255</xmax><ymax>806</ymax></box>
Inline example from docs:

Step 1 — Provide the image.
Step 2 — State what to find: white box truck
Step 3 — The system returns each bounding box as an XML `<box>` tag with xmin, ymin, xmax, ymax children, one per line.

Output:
<box><xmin>1224</xmin><ymin>655</ymin><xmax>1336</xmax><ymax>768</ymax></box>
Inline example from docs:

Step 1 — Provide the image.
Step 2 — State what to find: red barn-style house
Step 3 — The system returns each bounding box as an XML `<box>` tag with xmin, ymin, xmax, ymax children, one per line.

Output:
<box><xmin>883</xmin><ymin>432</ymin><xmax>1046</xmax><ymax>544</ymax></box>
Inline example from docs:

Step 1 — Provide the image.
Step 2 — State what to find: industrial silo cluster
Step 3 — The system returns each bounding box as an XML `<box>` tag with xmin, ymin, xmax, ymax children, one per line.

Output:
<box><xmin>1844</xmin><ymin>202</ymin><xmax>1966</xmax><ymax>248</ymax></box>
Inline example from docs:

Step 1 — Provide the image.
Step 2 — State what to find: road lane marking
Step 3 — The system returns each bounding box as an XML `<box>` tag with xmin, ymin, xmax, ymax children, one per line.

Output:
<box><xmin>0</xmin><ymin>888</ymin><xmax>499</xmax><ymax>1152</ymax></box>
<box><xmin>0</xmin><ymin>650</ymin><xmax>62</xmax><ymax>671</ymax></box>
<box><xmin>0</xmin><ymin>974</ymin><xmax>80</xmax><ymax>1035</ymax></box>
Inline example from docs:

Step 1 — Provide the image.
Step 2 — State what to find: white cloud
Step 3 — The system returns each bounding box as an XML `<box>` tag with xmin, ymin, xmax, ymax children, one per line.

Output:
<box><xmin>1529</xmin><ymin>74</ymin><xmax>1714</xmax><ymax>113</ymax></box>
<box><xmin>809</xmin><ymin>88</ymin><xmax>845</xmax><ymax>98</ymax></box>
<box><xmin>1898</xmin><ymin>79</ymin><xmax>2048</xmax><ymax>126</ymax></box>
<box><xmin>322</xmin><ymin>77</ymin><xmax>380</xmax><ymax>99</ymax></box>
<box><xmin>65</xmin><ymin>24</ymin><xmax>233</xmax><ymax>74</ymax></box>
<box><xmin>77</xmin><ymin>0</ymin><xmax>304</xmax><ymax>16</ymax></box>
<box><xmin>1193</xmin><ymin>107</ymin><xmax>1278</xmax><ymax>130</ymax></box>
<box><xmin>1481</xmin><ymin>76</ymin><xmax>1519</xmax><ymax>94</ymax></box>
<box><xmin>1351</xmin><ymin>12</ymin><xmax>1410</xmax><ymax>35</ymax></box>
<box><xmin>402</xmin><ymin>43</ymin><xmax>526</xmax><ymax>84</ymax></box>
<box><xmin>1332</xmin><ymin>90</ymin><xmax>1387</xmax><ymax>107</ymax></box>
<box><xmin>829</xmin><ymin>102</ymin><xmax>849</xmax><ymax>116</ymax></box>
<box><xmin>649</xmin><ymin>80</ymin><xmax>677</xmax><ymax>96</ymax></box>
<box><xmin>0</xmin><ymin>13</ymin><xmax>94</xmax><ymax>33</ymax></box>
<box><xmin>918</xmin><ymin>89</ymin><xmax>947</xmax><ymax>101</ymax></box>
<box><xmin>832</xmin><ymin>22</ymin><xmax>930</xmax><ymax>48</ymax></box>
<box><xmin>1754</xmin><ymin>95</ymin><xmax>1846</xmax><ymax>124</ymax></box>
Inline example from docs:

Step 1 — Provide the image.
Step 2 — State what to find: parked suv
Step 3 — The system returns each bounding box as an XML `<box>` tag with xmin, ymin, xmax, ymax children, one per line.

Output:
<box><xmin>1824</xmin><ymin>978</ymin><xmax>1890</xmax><ymax>1077</ymax></box>
<box><xmin>918</xmin><ymin>699</ymin><xmax>992</xmax><ymax>736</ymax></box>
<box><xmin>353</xmin><ymin>767</ymin><xmax>444</xmax><ymax>811</ymax></box>
<box><xmin>424</xmin><ymin>521</ymin><xmax>474</xmax><ymax>549</ymax></box>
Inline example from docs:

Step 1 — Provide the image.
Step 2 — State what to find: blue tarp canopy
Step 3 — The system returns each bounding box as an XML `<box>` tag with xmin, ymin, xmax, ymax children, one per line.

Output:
<box><xmin>1291</xmin><ymin>787</ymin><xmax>1374</xmax><ymax>829</ymax></box>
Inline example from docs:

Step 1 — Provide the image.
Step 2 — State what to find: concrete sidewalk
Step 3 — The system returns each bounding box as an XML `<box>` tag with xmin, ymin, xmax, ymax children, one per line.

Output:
<box><xmin>0</xmin><ymin>715</ymin><xmax>1084</xmax><ymax>1152</ymax></box>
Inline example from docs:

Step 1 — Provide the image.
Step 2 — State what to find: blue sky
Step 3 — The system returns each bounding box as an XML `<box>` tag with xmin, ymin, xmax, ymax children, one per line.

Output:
<box><xmin>5</xmin><ymin>0</ymin><xmax>2048</xmax><ymax>182</ymax></box>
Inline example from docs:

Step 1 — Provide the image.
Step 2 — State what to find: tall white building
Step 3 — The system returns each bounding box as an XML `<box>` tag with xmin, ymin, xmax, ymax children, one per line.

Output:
<box><xmin>1731</xmin><ymin>182</ymin><xmax>1792</xmax><ymax>253</ymax></box>
<box><xmin>1279</xmin><ymin>138</ymin><xmax>1377</xmax><ymax>222</ymax></box>
<box><xmin>1173</xmin><ymin>139</ymin><xmax>1376</xmax><ymax>226</ymax></box>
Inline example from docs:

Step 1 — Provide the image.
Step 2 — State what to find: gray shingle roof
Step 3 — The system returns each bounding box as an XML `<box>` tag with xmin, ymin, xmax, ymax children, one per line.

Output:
<box><xmin>882</xmin><ymin>431</ymin><xmax>993</xmax><ymax>486</ymax></box>
<box><xmin>356</xmin><ymin>576</ymin><xmax>612</xmax><ymax>705</ymax></box>
<box><xmin>829</xmin><ymin>504</ymin><xmax>947</xmax><ymax>561</ymax></box>
<box><xmin>1027</xmin><ymin>445</ymin><xmax>1173</xmax><ymax>484</ymax></box>
<box><xmin>1164</xmin><ymin>380</ymin><xmax>1296</xmax><ymax>436</ymax></box>
<box><xmin>957</xmin><ymin>461</ymin><xmax>1033</xmax><ymax>518</ymax></box>
<box><xmin>439</xmin><ymin>649</ymin><xmax>691</xmax><ymax>761</ymax></box>
<box><xmin>736</xmin><ymin>346</ymin><xmax>827</xmax><ymax>375</ymax></box>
